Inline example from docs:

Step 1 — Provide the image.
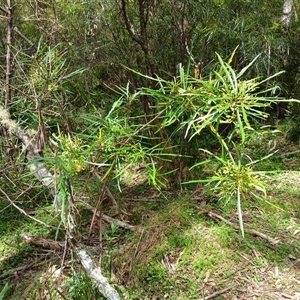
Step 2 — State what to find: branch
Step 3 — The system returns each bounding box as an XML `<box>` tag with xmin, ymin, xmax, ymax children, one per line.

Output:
<box><xmin>20</xmin><ymin>233</ymin><xmax>65</xmax><ymax>250</ymax></box>
<box><xmin>13</xmin><ymin>26</ymin><xmax>36</xmax><ymax>49</ymax></box>
<box><xmin>207</xmin><ymin>211</ymin><xmax>280</xmax><ymax>245</ymax></box>
<box><xmin>138</xmin><ymin>0</ymin><xmax>148</xmax><ymax>52</ymax></box>
<box><xmin>120</xmin><ymin>0</ymin><xmax>147</xmax><ymax>52</ymax></box>
<box><xmin>0</xmin><ymin>6</ymin><xmax>36</xmax><ymax>49</ymax></box>
<box><xmin>79</xmin><ymin>199</ymin><xmax>139</xmax><ymax>232</ymax></box>
<box><xmin>281</xmin><ymin>0</ymin><xmax>293</xmax><ymax>28</ymax></box>
<box><xmin>201</xmin><ymin>287</ymin><xmax>232</xmax><ymax>300</ymax></box>
<box><xmin>0</xmin><ymin>5</ymin><xmax>8</xmax><ymax>14</ymax></box>
<box><xmin>0</xmin><ymin>106</ymin><xmax>56</xmax><ymax>194</ymax></box>
<box><xmin>0</xmin><ymin>187</ymin><xmax>52</xmax><ymax>227</ymax></box>
<box><xmin>74</xmin><ymin>245</ymin><xmax>121</xmax><ymax>300</ymax></box>
<box><xmin>20</xmin><ymin>234</ymin><xmax>121</xmax><ymax>300</ymax></box>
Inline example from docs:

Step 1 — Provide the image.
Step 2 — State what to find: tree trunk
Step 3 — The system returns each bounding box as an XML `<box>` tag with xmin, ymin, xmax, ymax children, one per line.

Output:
<box><xmin>5</xmin><ymin>0</ymin><xmax>13</xmax><ymax>109</ymax></box>
<box><xmin>281</xmin><ymin>0</ymin><xmax>293</xmax><ymax>28</ymax></box>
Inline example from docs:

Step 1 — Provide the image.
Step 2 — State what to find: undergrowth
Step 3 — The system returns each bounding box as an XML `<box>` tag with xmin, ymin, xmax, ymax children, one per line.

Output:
<box><xmin>1</xmin><ymin>49</ymin><xmax>300</xmax><ymax>299</ymax></box>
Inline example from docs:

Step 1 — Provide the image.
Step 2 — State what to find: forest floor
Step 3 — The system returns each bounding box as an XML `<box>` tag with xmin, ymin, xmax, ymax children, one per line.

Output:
<box><xmin>1</xmin><ymin>129</ymin><xmax>300</xmax><ymax>299</ymax></box>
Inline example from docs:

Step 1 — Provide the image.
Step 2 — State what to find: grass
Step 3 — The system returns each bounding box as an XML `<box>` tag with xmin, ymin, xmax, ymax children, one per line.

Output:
<box><xmin>1</xmin><ymin>129</ymin><xmax>300</xmax><ymax>299</ymax></box>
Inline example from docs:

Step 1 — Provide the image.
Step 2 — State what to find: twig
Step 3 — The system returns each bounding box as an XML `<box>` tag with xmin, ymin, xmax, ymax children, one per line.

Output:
<box><xmin>105</xmin><ymin>186</ymin><xmax>118</xmax><ymax>208</ymax></box>
<box><xmin>88</xmin><ymin>173</ymin><xmax>111</xmax><ymax>238</ymax></box>
<box><xmin>123</xmin><ymin>110</ymin><xmax>163</xmax><ymax>145</ymax></box>
<box><xmin>0</xmin><ymin>187</ymin><xmax>52</xmax><ymax>227</ymax></box>
<box><xmin>207</xmin><ymin>211</ymin><xmax>280</xmax><ymax>245</ymax></box>
<box><xmin>59</xmin><ymin>234</ymin><xmax>69</xmax><ymax>278</ymax></box>
<box><xmin>134</xmin><ymin>227</ymin><xmax>145</xmax><ymax>259</ymax></box>
<box><xmin>94</xmin><ymin>172</ymin><xmax>118</xmax><ymax>209</ymax></box>
<box><xmin>0</xmin><ymin>260</ymin><xmax>47</xmax><ymax>279</ymax></box>
<box><xmin>202</xmin><ymin>286</ymin><xmax>232</xmax><ymax>300</ymax></box>
<box><xmin>80</xmin><ymin>200</ymin><xmax>139</xmax><ymax>232</ymax></box>
<box><xmin>0</xmin><ymin>6</ymin><xmax>36</xmax><ymax>48</ymax></box>
<box><xmin>13</xmin><ymin>26</ymin><xmax>36</xmax><ymax>49</ymax></box>
<box><xmin>102</xmin><ymin>214</ymin><xmax>139</xmax><ymax>231</ymax></box>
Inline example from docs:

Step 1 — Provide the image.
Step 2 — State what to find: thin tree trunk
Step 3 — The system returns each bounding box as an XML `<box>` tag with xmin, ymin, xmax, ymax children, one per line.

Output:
<box><xmin>281</xmin><ymin>0</ymin><xmax>293</xmax><ymax>28</ymax></box>
<box><xmin>5</xmin><ymin>0</ymin><xmax>13</xmax><ymax>109</ymax></box>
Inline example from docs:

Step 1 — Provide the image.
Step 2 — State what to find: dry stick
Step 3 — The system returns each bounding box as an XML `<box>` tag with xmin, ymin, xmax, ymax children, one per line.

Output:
<box><xmin>123</xmin><ymin>110</ymin><xmax>164</xmax><ymax>145</ymax></box>
<box><xmin>102</xmin><ymin>214</ymin><xmax>139</xmax><ymax>231</ymax></box>
<box><xmin>80</xmin><ymin>200</ymin><xmax>138</xmax><ymax>232</ymax></box>
<box><xmin>0</xmin><ymin>259</ymin><xmax>52</xmax><ymax>280</ymax></box>
<box><xmin>0</xmin><ymin>6</ymin><xmax>36</xmax><ymax>49</ymax></box>
<box><xmin>0</xmin><ymin>187</ymin><xmax>52</xmax><ymax>227</ymax></box>
<box><xmin>94</xmin><ymin>172</ymin><xmax>118</xmax><ymax>209</ymax></box>
<box><xmin>88</xmin><ymin>174</ymin><xmax>110</xmax><ymax>238</ymax></box>
<box><xmin>201</xmin><ymin>286</ymin><xmax>232</xmax><ymax>300</ymax></box>
<box><xmin>20</xmin><ymin>233</ymin><xmax>65</xmax><ymax>250</ymax></box>
<box><xmin>58</xmin><ymin>235</ymin><xmax>69</xmax><ymax>278</ymax></box>
<box><xmin>13</xmin><ymin>26</ymin><xmax>36</xmax><ymax>49</ymax></box>
<box><xmin>130</xmin><ymin>227</ymin><xmax>145</xmax><ymax>272</ymax></box>
<box><xmin>105</xmin><ymin>186</ymin><xmax>118</xmax><ymax>208</ymax></box>
<box><xmin>207</xmin><ymin>211</ymin><xmax>280</xmax><ymax>245</ymax></box>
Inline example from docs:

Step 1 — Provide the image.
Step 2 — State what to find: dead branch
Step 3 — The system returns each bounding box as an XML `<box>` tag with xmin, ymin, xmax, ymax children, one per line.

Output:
<box><xmin>74</xmin><ymin>244</ymin><xmax>120</xmax><ymax>300</ymax></box>
<box><xmin>0</xmin><ymin>5</ymin><xmax>35</xmax><ymax>48</ymax></box>
<box><xmin>94</xmin><ymin>172</ymin><xmax>118</xmax><ymax>209</ymax></box>
<box><xmin>207</xmin><ymin>211</ymin><xmax>280</xmax><ymax>245</ymax></box>
<box><xmin>201</xmin><ymin>286</ymin><xmax>232</xmax><ymax>300</ymax></box>
<box><xmin>0</xmin><ymin>187</ymin><xmax>52</xmax><ymax>227</ymax></box>
<box><xmin>79</xmin><ymin>199</ymin><xmax>139</xmax><ymax>232</ymax></box>
<box><xmin>105</xmin><ymin>186</ymin><xmax>118</xmax><ymax>208</ymax></box>
<box><xmin>0</xmin><ymin>106</ymin><xmax>56</xmax><ymax>194</ymax></box>
<box><xmin>20</xmin><ymin>233</ymin><xmax>65</xmax><ymax>251</ymax></box>
<box><xmin>0</xmin><ymin>259</ymin><xmax>51</xmax><ymax>280</ymax></box>
<box><xmin>102</xmin><ymin>214</ymin><xmax>139</xmax><ymax>232</ymax></box>
<box><xmin>13</xmin><ymin>26</ymin><xmax>36</xmax><ymax>49</ymax></box>
<box><xmin>281</xmin><ymin>0</ymin><xmax>293</xmax><ymax>28</ymax></box>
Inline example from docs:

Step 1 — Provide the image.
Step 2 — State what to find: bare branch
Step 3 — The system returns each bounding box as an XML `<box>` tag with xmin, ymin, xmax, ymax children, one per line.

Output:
<box><xmin>0</xmin><ymin>187</ymin><xmax>51</xmax><ymax>227</ymax></box>
<box><xmin>201</xmin><ymin>287</ymin><xmax>232</xmax><ymax>300</ymax></box>
<box><xmin>120</xmin><ymin>0</ymin><xmax>147</xmax><ymax>52</ymax></box>
<box><xmin>0</xmin><ymin>5</ymin><xmax>8</xmax><ymax>14</ymax></box>
<box><xmin>13</xmin><ymin>26</ymin><xmax>36</xmax><ymax>49</ymax></box>
<box><xmin>207</xmin><ymin>211</ymin><xmax>280</xmax><ymax>245</ymax></box>
<box><xmin>74</xmin><ymin>245</ymin><xmax>121</xmax><ymax>300</ymax></box>
<box><xmin>79</xmin><ymin>199</ymin><xmax>139</xmax><ymax>232</ymax></box>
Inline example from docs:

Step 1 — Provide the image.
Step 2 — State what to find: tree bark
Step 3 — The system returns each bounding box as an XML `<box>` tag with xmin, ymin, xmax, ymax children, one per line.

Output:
<box><xmin>281</xmin><ymin>0</ymin><xmax>293</xmax><ymax>28</ymax></box>
<box><xmin>75</xmin><ymin>245</ymin><xmax>121</xmax><ymax>300</ymax></box>
<box><xmin>5</xmin><ymin>0</ymin><xmax>13</xmax><ymax>109</ymax></box>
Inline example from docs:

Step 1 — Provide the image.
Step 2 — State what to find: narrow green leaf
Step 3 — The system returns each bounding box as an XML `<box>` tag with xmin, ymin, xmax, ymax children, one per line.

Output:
<box><xmin>237</xmin><ymin>186</ymin><xmax>245</xmax><ymax>238</ymax></box>
<box><xmin>237</xmin><ymin>54</ymin><xmax>261</xmax><ymax>78</ymax></box>
<box><xmin>236</xmin><ymin>109</ymin><xmax>245</xmax><ymax>144</ymax></box>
